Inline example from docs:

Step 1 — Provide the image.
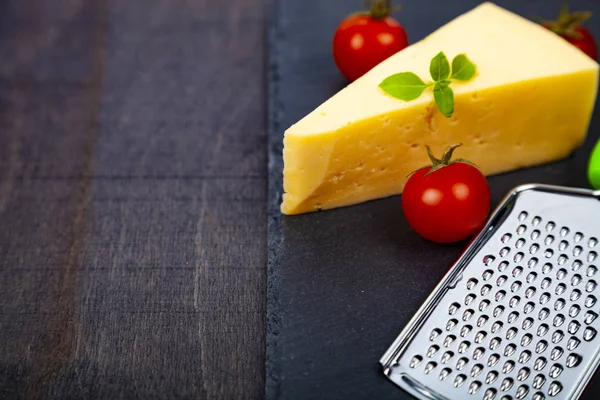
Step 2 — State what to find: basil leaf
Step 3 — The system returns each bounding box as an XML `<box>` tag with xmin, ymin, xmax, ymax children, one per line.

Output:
<box><xmin>433</xmin><ymin>82</ymin><xmax>454</xmax><ymax>117</ymax></box>
<box><xmin>379</xmin><ymin>72</ymin><xmax>430</xmax><ymax>101</ymax></box>
<box><xmin>429</xmin><ymin>52</ymin><xmax>450</xmax><ymax>81</ymax></box>
<box><xmin>451</xmin><ymin>54</ymin><xmax>476</xmax><ymax>81</ymax></box>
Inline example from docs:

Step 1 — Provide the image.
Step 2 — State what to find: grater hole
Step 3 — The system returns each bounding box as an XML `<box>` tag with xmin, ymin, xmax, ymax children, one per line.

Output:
<box><xmin>539</xmin><ymin>291</ymin><xmax>551</xmax><ymax>304</ymax></box>
<box><xmin>566</xmin><ymin>353</ymin><xmax>582</xmax><ymax>368</ymax></box>
<box><xmin>560</xmin><ymin>227</ymin><xmax>570</xmax><ymax>237</ymax></box>
<box><xmin>409</xmin><ymin>355</ymin><xmax>422</xmax><ymax>368</ymax></box>
<box><xmin>554</xmin><ymin>299</ymin><xmax>565</xmax><ymax>311</ymax></box>
<box><xmin>568</xmin><ymin>320</ymin><xmax>581</xmax><ymax>335</ymax></box>
<box><xmin>458</xmin><ymin>341</ymin><xmax>471</xmax><ymax>354</ymax></box>
<box><xmin>556</xmin><ymin>268</ymin><xmax>567</xmax><ymax>280</ymax></box>
<box><xmin>528</xmin><ymin>258</ymin><xmax>539</xmax><ymax>269</ymax></box>
<box><xmin>467</xmin><ymin>278</ymin><xmax>479</xmax><ymax>290</ymax></box>
<box><xmin>542</xmin><ymin>263</ymin><xmax>553</xmax><ymax>275</ymax></box>
<box><xmin>558</xmin><ymin>241</ymin><xmax>569</xmax><ymax>252</ymax></box>
<box><xmin>589</xmin><ymin>237</ymin><xmax>598</xmax><ymax>248</ymax></box>
<box><xmin>509</xmin><ymin>296</ymin><xmax>521</xmax><ymax>308</ymax></box>
<box><xmin>550</xmin><ymin>346</ymin><xmax>563</xmax><ymax>361</ymax></box>
<box><xmin>449</xmin><ymin>302</ymin><xmax>461</xmax><ymax>315</ymax></box>
<box><xmin>548</xmin><ymin>381</ymin><xmax>563</xmax><ymax>396</ymax></box>
<box><xmin>552</xmin><ymin>330</ymin><xmax>564</xmax><ymax>344</ymax></box>
<box><xmin>460</xmin><ymin>325</ymin><xmax>473</xmax><ymax>338</ymax></box>
<box><xmin>512</xmin><ymin>266</ymin><xmax>523</xmax><ymax>278</ymax></box>
<box><xmin>502</xmin><ymin>360</ymin><xmax>515</xmax><ymax>374</ymax></box>
<box><xmin>484</xmin><ymin>388</ymin><xmax>497</xmax><ymax>399</ymax></box>
<box><xmin>546</xmin><ymin>222</ymin><xmax>555</xmax><ymax>232</ymax></box>
<box><xmin>573</xmin><ymin>246</ymin><xmax>583</xmax><ymax>257</ymax></box>
<box><xmin>446</xmin><ymin>319</ymin><xmax>458</xmax><ymax>331</ymax></box>
<box><xmin>511</xmin><ymin>281</ymin><xmax>523</xmax><ymax>293</ymax></box>
<box><xmin>497</xmin><ymin>275</ymin><xmax>508</xmax><ymax>287</ymax></box>
<box><xmin>552</xmin><ymin>314</ymin><xmax>565</xmax><ymax>327</ymax></box>
<box><xmin>484</xmin><ymin>255</ymin><xmax>496</xmax><ymax>266</ymax></box>
<box><xmin>439</xmin><ymin>367</ymin><xmax>451</xmax><ymax>381</ymax></box>
<box><xmin>586</xmin><ymin>280</ymin><xmax>597</xmax><ymax>292</ymax></box>
<box><xmin>475</xmin><ymin>331</ymin><xmax>487</xmax><ymax>344</ymax></box>
<box><xmin>533</xmin><ymin>356</ymin><xmax>547</xmax><ymax>370</ymax></box>
<box><xmin>574</xmin><ymin>232</ymin><xmax>584</xmax><ymax>242</ymax></box>
<box><xmin>517</xmin><ymin>225</ymin><xmax>527</xmax><ymax>235</ymax></box>
<box><xmin>530</xmin><ymin>243</ymin><xmax>540</xmax><ymax>254</ymax></box>
<box><xmin>531</xmin><ymin>229</ymin><xmax>541</xmax><ymax>240</ymax></box>
<box><xmin>515</xmin><ymin>238</ymin><xmax>526</xmax><ymax>249</ymax></box>
<box><xmin>549</xmin><ymin>364</ymin><xmax>563</xmax><ymax>379</ymax></box>
<box><xmin>424</xmin><ymin>361</ymin><xmax>437</xmax><ymax>374</ymax></box>
<box><xmin>507</xmin><ymin>312</ymin><xmax>520</xmax><ymax>324</ymax></box>
<box><xmin>545</xmin><ymin>235</ymin><xmax>555</xmax><ymax>246</ymax></box>
<box><xmin>538</xmin><ymin>308</ymin><xmax>550</xmax><ymax>321</ymax></box>
<box><xmin>533</xmin><ymin>374</ymin><xmax>546</xmax><ymax>390</ymax></box>
<box><xmin>501</xmin><ymin>377</ymin><xmax>514</xmax><ymax>391</ymax></box>
<box><xmin>504</xmin><ymin>343</ymin><xmax>517</xmax><ymax>357</ymax></box>
<box><xmin>514</xmin><ymin>252</ymin><xmax>525</xmax><ymax>263</ymax></box>
<box><xmin>456</xmin><ymin>357</ymin><xmax>469</xmax><ymax>370</ymax></box>
<box><xmin>555</xmin><ymin>283</ymin><xmax>566</xmax><ymax>296</ymax></box>
<box><xmin>444</xmin><ymin>335</ymin><xmax>456</xmax><ymax>348</ymax></box>
<box><xmin>501</xmin><ymin>233</ymin><xmax>512</xmax><ymax>244</ymax></box>
<box><xmin>557</xmin><ymin>254</ymin><xmax>568</xmax><ymax>265</ymax></box>
<box><xmin>533</xmin><ymin>392</ymin><xmax>545</xmax><ymax>400</ymax></box>
<box><xmin>587</xmin><ymin>265</ymin><xmax>598</xmax><ymax>277</ymax></box>
<box><xmin>518</xmin><ymin>211</ymin><xmax>528</xmax><ymax>221</ymax></box>
<box><xmin>491</xmin><ymin>321</ymin><xmax>504</xmax><ymax>334</ymax></box>
<box><xmin>481</xmin><ymin>284</ymin><xmax>492</xmax><ymax>296</ymax></box>
<box><xmin>535</xmin><ymin>340</ymin><xmax>548</xmax><ymax>354</ymax></box>
<box><xmin>571</xmin><ymin>274</ymin><xmax>582</xmax><ymax>286</ymax></box>
<box><xmin>465</xmin><ymin>293</ymin><xmax>476</xmax><ymax>305</ymax></box>
<box><xmin>567</xmin><ymin>337</ymin><xmax>580</xmax><ymax>351</ymax></box>
<box><xmin>589</xmin><ymin>251</ymin><xmax>598</xmax><ymax>263</ymax></box>
<box><xmin>479</xmin><ymin>300</ymin><xmax>491</xmax><ymax>312</ymax></box>
<box><xmin>544</xmin><ymin>249</ymin><xmax>554</xmax><ymax>259</ymax></box>
<box><xmin>537</xmin><ymin>324</ymin><xmax>549</xmax><ymax>337</ymax></box>
<box><xmin>453</xmin><ymin>373</ymin><xmax>466</xmax><ymax>387</ymax></box>
<box><xmin>496</xmin><ymin>290</ymin><xmax>507</xmax><ymax>302</ymax></box>
<box><xmin>532</xmin><ymin>216</ymin><xmax>542</xmax><ymax>226</ymax></box>
<box><xmin>430</xmin><ymin>328</ymin><xmax>442</xmax><ymax>341</ymax></box>
<box><xmin>570</xmin><ymin>289</ymin><xmax>582</xmax><ymax>302</ymax></box>
<box><xmin>516</xmin><ymin>384</ymin><xmax>529</xmax><ymax>399</ymax></box>
<box><xmin>483</xmin><ymin>269</ymin><xmax>494</xmax><ymax>281</ymax></box>
<box><xmin>470</xmin><ymin>363</ymin><xmax>483</xmax><ymax>377</ymax></box>
<box><xmin>524</xmin><ymin>302</ymin><xmax>535</xmax><ymax>314</ymax></box>
<box><xmin>526</xmin><ymin>286</ymin><xmax>537</xmax><ymax>298</ymax></box>
<box><xmin>493</xmin><ymin>306</ymin><xmax>505</xmax><ymax>318</ymax></box>
<box><xmin>523</xmin><ymin>317</ymin><xmax>535</xmax><ymax>330</ymax></box>
<box><xmin>572</xmin><ymin>260</ymin><xmax>583</xmax><ymax>271</ymax></box>
<box><xmin>468</xmin><ymin>380</ymin><xmax>481</xmax><ymax>394</ymax></box>
<box><xmin>506</xmin><ymin>327</ymin><xmax>518</xmax><ymax>340</ymax></box>
<box><xmin>521</xmin><ymin>333</ymin><xmax>533</xmax><ymax>346</ymax></box>
<box><xmin>487</xmin><ymin>353</ymin><xmax>500</xmax><ymax>367</ymax></box>
<box><xmin>498</xmin><ymin>261</ymin><xmax>510</xmax><ymax>272</ymax></box>
<box><xmin>441</xmin><ymin>351</ymin><xmax>454</xmax><ymax>364</ymax></box>
<box><xmin>427</xmin><ymin>345</ymin><xmax>440</xmax><ymax>357</ymax></box>
<box><xmin>490</xmin><ymin>337</ymin><xmax>502</xmax><ymax>350</ymax></box>
<box><xmin>500</xmin><ymin>247</ymin><xmax>511</xmax><ymax>257</ymax></box>
<box><xmin>478</xmin><ymin>315</ymin><xmax>489</xmax><ymax>327</ymax></box>
<box><xmin>585</xmin><ymin>311</ymin><xmax>599</xmax><ymax>325</ymax></box>
<box><xmin>583</xmin><ymin>327</ymin><xmax>597</xmax><ymax>341</ymax></box>
<box><xmin>569</xmin><ymin>305</ymin><xmax>581</xmax><ymax>318</ymax></box>
<box><xmin>473</xmin><ymin>347</ymin><xmax>485</xmax><ymax>360</ymax></box>
<box><xmin>486</xmin><ymin>370</ymin><xmax>499</xmax><ymax>384</ymax></box>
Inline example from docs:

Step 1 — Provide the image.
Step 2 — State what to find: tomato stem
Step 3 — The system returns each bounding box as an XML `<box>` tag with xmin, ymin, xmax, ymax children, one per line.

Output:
<box><xmin>536</xmin><ymin>2</ymin><xmax>592</xmax><ymax>40</ymax></box>
<box><xmin>367</xmin><ymin>0</ymin><xmax>400</xmax><ymax>20</ymax></box>
<box><xmin>406</xmin><ymin>143</ymin><xmax>479</xmax><ymax>178</ymax></box>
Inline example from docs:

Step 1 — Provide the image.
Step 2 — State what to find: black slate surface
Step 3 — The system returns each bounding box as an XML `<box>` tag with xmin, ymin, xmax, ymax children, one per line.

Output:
<box><xmin>267</xmin><ymin>0</ymin><xmax>600</xmax><ymax>399</ymax></box>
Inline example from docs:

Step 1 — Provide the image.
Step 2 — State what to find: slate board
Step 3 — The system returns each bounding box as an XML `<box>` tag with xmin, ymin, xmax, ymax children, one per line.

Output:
<box><xmin>267</xmin><ymin>0</ymin><xmax>600</xmax><ymax>399</ymax></box>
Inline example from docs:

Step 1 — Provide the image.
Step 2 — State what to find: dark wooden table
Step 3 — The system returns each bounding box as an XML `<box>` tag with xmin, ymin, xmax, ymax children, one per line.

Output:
<box><xmin>0</xmin><ymin>0</ymin><xmax>266</xmax><ymax>398</ymax></box>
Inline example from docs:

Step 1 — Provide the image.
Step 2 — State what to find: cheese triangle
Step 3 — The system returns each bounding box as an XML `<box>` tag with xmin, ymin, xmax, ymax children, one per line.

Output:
<box><xmin>281</xmin><ymin>2</ymin><xmax>599</xmax><ymax>215</ymax></box>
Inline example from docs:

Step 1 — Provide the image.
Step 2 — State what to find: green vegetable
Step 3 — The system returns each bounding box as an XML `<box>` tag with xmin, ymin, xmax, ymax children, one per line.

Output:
<box><xmin>378</xmin><ymin>52</ymin><xmax>477</xmax><ymax>117</ymax></box>
<box><xmin>588</xmin><ymin>138</ymin><xmax>600</xmax><ymax>189</ymax></box>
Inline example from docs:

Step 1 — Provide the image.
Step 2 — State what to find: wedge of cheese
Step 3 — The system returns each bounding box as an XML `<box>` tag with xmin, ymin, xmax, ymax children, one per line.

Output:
<box><xmin>281</xmin><ymin>2</ymin><xmax>599</xmax><ymax>215</ymax></box>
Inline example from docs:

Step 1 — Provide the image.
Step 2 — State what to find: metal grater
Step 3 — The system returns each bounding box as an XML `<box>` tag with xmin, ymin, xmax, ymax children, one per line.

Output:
<box><xmin>380</xmin><ymin>184</ymin><xmax>600</xmax><ymax>400</ymax></box>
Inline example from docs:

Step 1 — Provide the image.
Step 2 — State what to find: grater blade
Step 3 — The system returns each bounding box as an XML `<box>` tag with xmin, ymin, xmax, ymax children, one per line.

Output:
<box><xmin>380</xmin><ymin>184</ymin><xmax>600</xmax><ymax>400</ymax></box>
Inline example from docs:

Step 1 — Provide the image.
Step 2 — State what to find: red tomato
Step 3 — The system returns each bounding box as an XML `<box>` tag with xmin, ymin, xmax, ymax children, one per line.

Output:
<box><xmin>402</xmin><ymin>145</ymin><xmax>491</xmax><ymax>243</ymax></box>
<box><xmin>333</xmin><ymin>2</ymin><xmax>408</xmax><ymax>82</ymax></box>
<box><xmin>541</xmin><ymin>6</ymin><xmax>597</xmax><ymax>60</ymax></box>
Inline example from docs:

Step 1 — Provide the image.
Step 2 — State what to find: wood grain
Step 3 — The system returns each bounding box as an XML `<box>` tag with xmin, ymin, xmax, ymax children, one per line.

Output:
<box><xmin>0</xmin><ymin>0</ymin><xmax>266</xmax><ymax>399</ymax></box>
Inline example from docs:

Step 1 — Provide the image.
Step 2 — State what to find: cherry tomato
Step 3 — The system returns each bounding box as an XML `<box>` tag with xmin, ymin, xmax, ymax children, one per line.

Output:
<box><xmin>541</xmin><ymin>5</ymin><xmax>597</xmax><ymax>60</ymax></box>
<box><xmin>402</xmin><ymin>145</ymin><xmax>491</xmax><ymax>243</ymax></box>
<box><xmin>333</xmin><ymin>1</ymin><xmax>408</xmax><ymax>82</ymax></box>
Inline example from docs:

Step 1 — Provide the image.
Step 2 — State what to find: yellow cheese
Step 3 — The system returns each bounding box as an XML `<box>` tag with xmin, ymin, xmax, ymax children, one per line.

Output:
<box><xmin>281</xmin><ymin>2</ymin><xmax>599</xmax><ymax>215</ymax></box>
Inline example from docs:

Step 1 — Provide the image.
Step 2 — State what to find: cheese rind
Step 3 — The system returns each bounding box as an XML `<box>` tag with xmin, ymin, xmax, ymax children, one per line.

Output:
<box><xmin>281</xmin><ymin>2</ymin><xmax>599</xmax><ymax>215</ymax></box>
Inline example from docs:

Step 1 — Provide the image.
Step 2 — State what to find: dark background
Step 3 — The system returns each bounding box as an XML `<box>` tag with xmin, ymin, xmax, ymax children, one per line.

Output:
<box><xmin>0</xmin><ymin>0</ymin><xmax>599</xmax><ymax>399</ymax></box>
<box><xmin>268</xmin><ymin>0</ymin><xmax>600</xmax><ymax>399</ymax></box>
<box><xmin>0</xmin><ymin>0</ymin><xmax>266</xmax><ymax>399</ymax></box>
